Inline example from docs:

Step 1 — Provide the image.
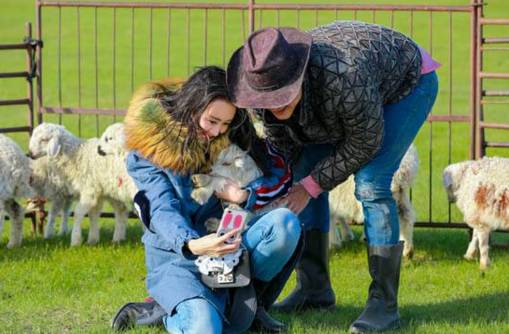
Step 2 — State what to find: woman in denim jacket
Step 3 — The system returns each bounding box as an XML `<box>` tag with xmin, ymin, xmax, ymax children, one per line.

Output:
<box><xmin>112</xmin><ymin>66</ymin><xmax>301</xmax><ymax>333</ymax></box>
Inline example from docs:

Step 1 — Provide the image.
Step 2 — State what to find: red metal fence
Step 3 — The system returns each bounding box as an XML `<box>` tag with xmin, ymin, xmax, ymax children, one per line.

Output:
<box><xmin>1</xmin><ymin>0</ymin><xmax>508</xmax><ymax>228</ymax></box>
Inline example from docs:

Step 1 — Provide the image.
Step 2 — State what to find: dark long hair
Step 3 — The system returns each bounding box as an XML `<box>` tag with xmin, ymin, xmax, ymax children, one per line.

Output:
<box><xmin>159</xmin><ymin>66</ymin><xmax>270</xmax><ymax>175</ymax></box>
<box><xmin>159</xmin><ymin>66</ymin><xmax>231</xmax><ymax>139</ymax></box>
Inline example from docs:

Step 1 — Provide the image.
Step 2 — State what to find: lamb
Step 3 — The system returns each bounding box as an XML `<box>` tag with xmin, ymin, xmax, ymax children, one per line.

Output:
<box><xmin>0</xmin><ymin>134</ymin><xmax>34</xmax><ymax>248</ymax></box>
<box><xmin>329</xmin><ymin>144</ymin><xmax>419</xmax><ymax>258</ymax></box>
<box><xmin>27</xmin><ymin>155</ymin><xmax>75</xmax><ymax>239</ymax></box>
<box><xmin>443</xmin><ymin>157</ymin><xmax>509</xmax><ymax>269</ymax></box>
<box><xmin>96</xmin><ymin>122</ymin><xmax>139</xmax><ymax>238</ymax></box>
<box><xmin>191</xmin><ymin>144</ymin><xmax>263</xmax><ymax>205</ymax></box>
<box><xmin>25</xmin><ymin>197</ymin><xmax>47</xmax><ymax>235</ymax></box>
<box><xmin>29</xmin><ymin>123</ymin><xmax>137</xmax><ymax>246</ymax></box>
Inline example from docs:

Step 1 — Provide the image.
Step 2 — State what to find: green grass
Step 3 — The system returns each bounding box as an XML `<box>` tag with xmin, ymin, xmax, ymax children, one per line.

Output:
<box><xmin>1</xmin><ymin>223</ymin><xmax>509</xmax><ymax>333</ymax></box>
<box><xmin>1</xmin><ymin>0</ymin><xmax>509</xmax><ymax>333</ymax></box>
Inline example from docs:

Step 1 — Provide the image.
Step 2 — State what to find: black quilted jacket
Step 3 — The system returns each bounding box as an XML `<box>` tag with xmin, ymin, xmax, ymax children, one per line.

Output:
<box><xmin>255</xmin><ymin>21</ymin><xmax>422</xmax><ymax>191</ymax></box>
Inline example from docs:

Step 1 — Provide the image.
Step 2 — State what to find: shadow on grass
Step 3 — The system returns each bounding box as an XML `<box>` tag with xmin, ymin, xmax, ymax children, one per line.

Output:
<box><xmin>331</xmin><ymin>227</ymin><xmax>473</xmax><ymax>261</ymax></box>
<box><xmin>269</xmin><ymin>292</ymin><xmax>509</xmax><ymax>333</ymax></box>
<box><xmin>0</xmin><ymin>221</ymin><xmax>145</xmax><ymax>263</ymax></box>
<box><xmin>402</xmin><ymin>292</ymin><xmax>509</xmax><ymax>325</ymax></box>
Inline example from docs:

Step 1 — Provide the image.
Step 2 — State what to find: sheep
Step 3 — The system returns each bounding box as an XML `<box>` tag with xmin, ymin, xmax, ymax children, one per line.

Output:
<box><xmin>191</xmin><ymin>144</ymin><xmax>263</xmax><ymax>205</ymax></box>
<box><xmin>0</xmin><ymin>134</ymin><xmax>34</xmax><ymax>248</ymax></box>
<box><xmin>329</xmin><ymin>144</ymin><xmax>419</xmax><ymax>258</ymax></box>
<box><xmin>443</xmin><ymin>157</ymin><xmax>509</xmax><ymax>269</ymax></box>
<box><xmin>190</xmin><ymin>143</ymin><xmax>265</xmax><ymax>233</ymax></box>
<box><xmin>96</xmin><ymin>122</ymin><xmax>139</xmax><ymax>240</ymax></box>
<box><xmin>29</xmin><ymin>123</ymin><xmax>136</xmax><ymax>246</ymax></box>
<box><xmin>27</xmin><ymin>156</ymin><xmax>75</xmax><ymax>239</ymax></box>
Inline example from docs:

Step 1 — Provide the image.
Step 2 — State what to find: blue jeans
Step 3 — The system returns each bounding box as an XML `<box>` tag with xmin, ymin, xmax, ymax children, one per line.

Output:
<box><xmin>294</xmin><ymin>71</ymin><xmax>439</xmax><ymax>244</ymax></box>
<box><xmin>163</xmin><ymin>208</ymin><xmax>301</xmax><ymax>333</ymax></box>
<box><xmin>164</xmin><ymin>298</ymin><xmax>223</xmax><ymax>334</ymax></box>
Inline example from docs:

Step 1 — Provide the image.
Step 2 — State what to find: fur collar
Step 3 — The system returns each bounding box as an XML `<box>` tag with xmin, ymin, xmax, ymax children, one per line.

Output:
<box><xmin>124</xmin><ymin>79</ymin><xmax>230</xmax><ymax>174</ymax></box>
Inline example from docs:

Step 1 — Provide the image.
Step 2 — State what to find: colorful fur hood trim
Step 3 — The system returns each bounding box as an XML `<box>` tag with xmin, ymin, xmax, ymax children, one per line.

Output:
<box><xmin>124</xmin><ymin>79</ymin><xmax>230</xmax><ymax>174</ymax></box>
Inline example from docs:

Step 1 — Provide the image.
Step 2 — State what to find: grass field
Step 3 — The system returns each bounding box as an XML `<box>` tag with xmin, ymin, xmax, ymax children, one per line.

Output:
<box><xmin>1</xmin><ymin>0</ymin><xmax>509</xmax><ymax>333</ymax></box>
<box><xmin>1</xmin><ymin>223</ymin><xmax>509</xmax><ymax>333</ymax></box>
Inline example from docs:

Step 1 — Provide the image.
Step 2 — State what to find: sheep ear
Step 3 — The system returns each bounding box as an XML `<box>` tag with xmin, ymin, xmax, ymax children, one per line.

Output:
<box><xmin>47</xmin><ymin>137</ymin><xmax>61</xmax><ymax>157</ymax></box>
<box><xmin>443</xmin><ymin>170</ymin><xmax>453</xmax><ymax>188</ymax></box>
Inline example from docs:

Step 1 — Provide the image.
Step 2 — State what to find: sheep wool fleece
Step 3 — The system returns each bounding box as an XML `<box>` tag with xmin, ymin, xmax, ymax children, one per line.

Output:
<box><xmin>256</xmin><ymin>20</ymin><xmax>422</xmax><ymax>191</ymax></box>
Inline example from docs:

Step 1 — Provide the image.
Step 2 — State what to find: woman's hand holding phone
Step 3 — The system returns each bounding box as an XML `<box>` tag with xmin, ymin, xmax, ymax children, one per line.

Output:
<box><xmin>187</xmin><ymin>228</ymin><xmax>241</xmax><ymax>257</ymax></box>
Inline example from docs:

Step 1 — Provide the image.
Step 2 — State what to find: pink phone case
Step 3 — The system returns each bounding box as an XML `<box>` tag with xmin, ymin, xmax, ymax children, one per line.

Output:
<box><xmin>217</xmin><ymin>208</ymin><xmax>248</xmax><ymax>243</ymax></box>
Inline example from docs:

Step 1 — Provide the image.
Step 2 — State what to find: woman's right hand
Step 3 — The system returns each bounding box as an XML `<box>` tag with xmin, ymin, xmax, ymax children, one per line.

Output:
<box><xmin>187</xmin><ymin>228</ymin><xmax>241</xmax><ymax>257</ymax></box>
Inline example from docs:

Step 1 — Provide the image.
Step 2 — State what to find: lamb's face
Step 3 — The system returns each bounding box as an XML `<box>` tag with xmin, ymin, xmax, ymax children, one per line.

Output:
<box><xmin>25</xmin><ymin>197</ymin><xmax>45</xmax><ymax>212</ymax></box>
<box><xmin>443</xmin><ymin>161</ymin><xmax>472</xmax><ymax>203</ymax></box>
<box><xmin>98</xmin><ymin>123</ymin><xmax>125</xmax><ymax>156</ymax></box>
<box><xmin>211</xmin><ymin>144</ymin><xmax>262</xmax><ymax>187</ymax></box>
<box><xmin>29</xmin><ymin>123</ymin><xmax>65</xmax><ymax>159</ymax></box>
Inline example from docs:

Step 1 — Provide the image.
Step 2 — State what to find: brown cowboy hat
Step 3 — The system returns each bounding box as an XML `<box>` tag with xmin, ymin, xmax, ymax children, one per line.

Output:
<box><xmin>227</xmin><ymin>27</ymin><xmax>312</xmax><ymax>109</ymax></box>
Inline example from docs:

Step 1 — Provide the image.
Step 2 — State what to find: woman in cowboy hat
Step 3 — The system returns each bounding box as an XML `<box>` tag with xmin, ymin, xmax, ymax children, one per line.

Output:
<box><xmin>227</xmin><ymin>21</ymin><xmax>440</xmax><ymax>333</ymax></box>
<box><xmin>111</xmin><ymin>66</ymin><xmax>303</xmax><ymax>333</ymax></box>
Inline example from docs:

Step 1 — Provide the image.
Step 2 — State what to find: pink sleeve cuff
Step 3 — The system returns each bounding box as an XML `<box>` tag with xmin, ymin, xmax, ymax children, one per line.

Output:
<box><xmin>418</xmin><ymin>46</ymin><xmax>441</xmax><ymax>74</ymax></box>
<box><xmin>300</xmin><ymin>175</ymin><xmax>323</xmax><ymax>199</ymax></box>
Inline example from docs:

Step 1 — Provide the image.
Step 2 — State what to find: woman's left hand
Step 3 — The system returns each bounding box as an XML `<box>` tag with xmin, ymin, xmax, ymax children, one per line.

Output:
<box><xmin>283</xmin><ymin>183</ymin><xmax>311</xmax><ymax>215</ymax></box>
<box><xmin>215</xmin><ymin>178</ymin><xmax>248</xmax><ymax>204</ymax></box>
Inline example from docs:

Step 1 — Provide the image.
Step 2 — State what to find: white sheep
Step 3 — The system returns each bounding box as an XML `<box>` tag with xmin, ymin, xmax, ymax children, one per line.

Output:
<box><xmin>191</xmin><ymin>144</ymin><xmax>263</xmax><ymax>205</ymax></box>
<box><xmin>29</xmin><ymin>123</ymin><xmax>136</xmax><ymax>246</ymax></box>
<box><xmin>329</xmin><ymin>144</ymin><xmax>419</xmax><ymax>258</ymax></box>
<box><xmin>28</xmin><ymin>156</ymin><xmax>75</xmax><ymax>238</ymax></box>
<box><xmin>443</xmin><ymin>157</ymin><xmax>509</xmax><ymax>269</ymax></box>
<box><xmin>0</xmin><ymin>134</ymin><xmax>34</xmax><ymax>248</ymax></box>
<box><xmin>97</xmin><ymin>122</ymin><xmax>139</xmax><ymax>239</ymax></box>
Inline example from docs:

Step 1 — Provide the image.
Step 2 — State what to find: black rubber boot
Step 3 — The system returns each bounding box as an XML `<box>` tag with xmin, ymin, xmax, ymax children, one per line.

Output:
<box><xmin>111</xmin><ymin>299</ymin><xmax>166</xmax><ymax>331</ymax></box>
<box><xmin>250</xmin><ymin>230</ymin><xmax>305</xmax><ymax>333</ymax></box>
<box><xmin>272</xmin><ymin>229</ymin><xmax>336</xmax><ymax>312</ymax></box>
<box><xmin>251</xmin><ymin>307</ymin><xmax>286</xmax><ymax>333</ymax></box>
<box><xmin>250</xmin><ymin>280</ymin><xmax>287</xmax><ymax>333</ymax></box>
<box><xmin>349</xmin><ymin>242</ymin><xmax>404</xmax><ymax>333</ymax></box>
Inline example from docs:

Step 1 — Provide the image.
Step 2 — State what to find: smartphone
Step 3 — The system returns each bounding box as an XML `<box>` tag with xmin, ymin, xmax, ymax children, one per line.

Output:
<box><xmin>216</xmin><ymin>207</ymin><xmax>249</xmax><ymax>244</ymax></box>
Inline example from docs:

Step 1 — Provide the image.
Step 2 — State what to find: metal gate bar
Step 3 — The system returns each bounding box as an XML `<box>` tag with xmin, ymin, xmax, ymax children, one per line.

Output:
<box><xmin>0</xmin><ymin>23</ymin><xmax>37</xmax><ymax>135</ymax></box>
<box><xmin>15</xmin><ymin>0</ymin><xmax>505</xmax><ymax>230</ymax></box>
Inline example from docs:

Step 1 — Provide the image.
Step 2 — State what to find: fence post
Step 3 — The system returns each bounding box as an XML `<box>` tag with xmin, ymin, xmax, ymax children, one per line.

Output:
<box><xmin>248</xmin><ymin>0</ymin><xmax>255</xmax><ymax>34</ymax></box>
<box><xmin>35</xmin><ymin>0</ymin><xmax>43</xmax><ymax>125</ymax></box>
<box><xmin>470</xmin><ymin>0</ymin><xmax>478</xmax><ymax>160</ymax></box>
<box><xmin>25</xmin><ymin>23</ymin><xmax>34</xmax><ymax>136</ymax></box>
<box><xmin>474</xmin><ymin>0</ymin><xmax>484</xmax><ymax>159</ymax></box>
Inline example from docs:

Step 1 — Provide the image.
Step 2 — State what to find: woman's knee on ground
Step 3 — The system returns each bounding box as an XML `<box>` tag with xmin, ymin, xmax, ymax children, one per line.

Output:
<box><xmin>164</xmin><ymin>298</ymin><xmax>222</xmax><ymax>334</ymax></box>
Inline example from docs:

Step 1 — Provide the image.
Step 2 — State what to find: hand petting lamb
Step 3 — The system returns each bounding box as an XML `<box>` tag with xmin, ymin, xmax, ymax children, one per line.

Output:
<box><xmin>0</xmin><ymin>134</ymin><xmax>34</xmax><ymax>248</ymax></box>
<box><xmin>191</xmin><ymin>143</ymin><xmax>263</xmax><ymax>205</ymax></box>
<box><xmin>329</xmin><ymin>144</ymin><xmax>418</xmax><ymax>259</ymax></box>
<box><xmin>29</xmin><ymin>123</ymin><xmax>137</xmax><ymax>246</ymax></box>
<box><xmin>443</xmin><ymin>157</ymin><xmax>509</xmax><ymax>269</ymax></box>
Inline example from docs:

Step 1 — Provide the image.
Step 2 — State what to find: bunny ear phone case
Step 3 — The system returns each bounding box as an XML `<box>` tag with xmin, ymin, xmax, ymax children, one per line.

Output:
<box><xmin>198</xmin><ymin>206</ymin><xmax>253</xmax><ymax>288</ymax></box>
<box><xmin>217</xmin><ymin>206</ymin><xmax>250</xmax><ymax>243</ymax></box>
